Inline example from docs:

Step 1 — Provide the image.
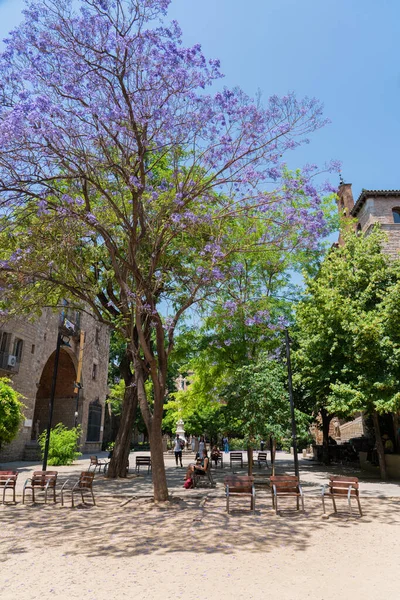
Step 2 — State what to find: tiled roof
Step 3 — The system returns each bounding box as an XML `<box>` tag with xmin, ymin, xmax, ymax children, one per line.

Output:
<box><xmin>351</xmin><ymin>189</ymin><xmax>400</xmax><ymax>216</ymax></box>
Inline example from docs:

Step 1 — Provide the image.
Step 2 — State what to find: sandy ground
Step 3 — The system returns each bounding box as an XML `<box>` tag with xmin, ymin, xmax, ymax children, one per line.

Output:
<box><xmin>1</xmin><ymin>493</ymin><xmax>399</xmax><ymax>600</ymax></box>
<box><xmin>1</xmin><ymin>452</ymin><xmax>400</xmax><ymax>600</ymax></box>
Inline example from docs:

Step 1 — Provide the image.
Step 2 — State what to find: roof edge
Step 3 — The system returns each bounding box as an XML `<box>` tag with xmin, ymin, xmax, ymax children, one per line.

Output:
<box><xmin>351</xmin><ymin>189</ymin><xmax>400</xmax><ymax>216</ymax></box>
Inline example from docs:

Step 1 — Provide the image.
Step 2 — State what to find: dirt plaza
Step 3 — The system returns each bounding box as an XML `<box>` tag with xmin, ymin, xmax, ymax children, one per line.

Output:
<box><xmin>1</xmin><ymin>452</ymin><xmax>399</xmax><ymax>600</ymax></box>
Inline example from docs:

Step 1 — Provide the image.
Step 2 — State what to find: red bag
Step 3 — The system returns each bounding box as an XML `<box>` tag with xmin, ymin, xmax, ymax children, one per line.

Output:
<box><xmin>183</xmin><ymin>478</ymin><xmax>193</xmax><ymax>489</ymax></box>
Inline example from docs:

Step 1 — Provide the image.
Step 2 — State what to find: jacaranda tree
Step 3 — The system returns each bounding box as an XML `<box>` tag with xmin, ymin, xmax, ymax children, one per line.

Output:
<box><xmin>0</xmin><ymin>0</ymin><xmax>337</xmax><ymax>500</ymax></box>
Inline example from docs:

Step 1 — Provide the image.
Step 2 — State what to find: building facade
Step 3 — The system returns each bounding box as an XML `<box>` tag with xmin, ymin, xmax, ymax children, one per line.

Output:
<box><xmin>0</xmin><ymin>307</ymin><xmax>109</xmax><ymax>461</ymax></box>
<box><xmin>331</xmin><ymin>183</ymin><xmax>400</xmax><ymax>443</ymax></box>
<box><xmin>338</xmin><ymin>183</ymin><xmax>400</xmax><ymax>257</ymax></box>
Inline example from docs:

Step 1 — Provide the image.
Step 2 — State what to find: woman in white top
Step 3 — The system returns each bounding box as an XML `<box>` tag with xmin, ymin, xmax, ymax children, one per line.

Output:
<box><xmin>198</xmin><ymin>435</ymin><xmax>205</xmax><ymax>457</ymax></box>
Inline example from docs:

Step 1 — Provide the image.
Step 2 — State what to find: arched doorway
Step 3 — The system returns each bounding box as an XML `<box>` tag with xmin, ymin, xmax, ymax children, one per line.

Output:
<box><xmin>32</xmin><ymin>348</ymin><xmax>78</xmax><ymax>438</ymax></box>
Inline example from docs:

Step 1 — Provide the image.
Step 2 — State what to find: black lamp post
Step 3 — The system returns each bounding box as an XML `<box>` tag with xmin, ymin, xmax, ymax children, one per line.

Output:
<box><xmin>285</xmin><ymin>328</ymin><xmax>299</xmax><ymax>478</ymax></box>
<box><xmin>42</xmin><ymin>328</ymin><xmax>72</xmax><ymax>471</ymax></box>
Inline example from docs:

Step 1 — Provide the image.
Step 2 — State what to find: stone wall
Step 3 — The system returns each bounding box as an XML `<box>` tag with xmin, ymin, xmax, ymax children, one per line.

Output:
<box><xmin>0</xmin><ymin>308</ymin><xmax>109</xmax><ymax>461</ymax></box>
<box><xmin>357</xmin><ymin>195</ymin><xmax>400</xmax><ymax>258</ymax></box>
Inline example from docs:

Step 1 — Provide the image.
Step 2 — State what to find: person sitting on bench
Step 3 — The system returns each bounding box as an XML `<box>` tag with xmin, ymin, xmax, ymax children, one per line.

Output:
<box><xmin>211</xmin><ymin>446</ymin><xmax>222</xmax><ymax>467</ymax></box>
<box><xmin>185</xmin><ymin>449</ymin><xmax>209</xmax><ymax>480</ymax></box>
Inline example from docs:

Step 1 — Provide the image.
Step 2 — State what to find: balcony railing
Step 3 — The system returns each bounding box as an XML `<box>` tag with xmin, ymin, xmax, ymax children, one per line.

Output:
<box><xmin>0</xmin><ymin>351</ymin><xmax>21</xmax><ymax>373</ymax></box>
<box><xmin>59</xmin><ymin>310</ymin><xmax>81</xmax><ymax>337</ymax></box>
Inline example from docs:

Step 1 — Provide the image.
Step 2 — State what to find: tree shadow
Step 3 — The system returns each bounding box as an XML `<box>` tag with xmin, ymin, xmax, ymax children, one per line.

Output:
<box><xmin>1</xmin><ymin>495</ymin><xmax>399</xmax><ymax>563</ymax></box>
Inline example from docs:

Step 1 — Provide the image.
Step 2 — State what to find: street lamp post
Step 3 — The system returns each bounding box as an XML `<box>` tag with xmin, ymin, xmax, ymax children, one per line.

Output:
<box><xmin>42</xmin><ymin>321</ymin><xmax>74</xmax><ymax>471</ymax></box>
<box><xmin>285</xmin><ymin>328</ymin><xmax>299</xmax><ymax>478</ymax></box>
<box><xmin>42</xmin><ymin>331</ymin><xmax>63</xmax><ymax>471</ymax></box>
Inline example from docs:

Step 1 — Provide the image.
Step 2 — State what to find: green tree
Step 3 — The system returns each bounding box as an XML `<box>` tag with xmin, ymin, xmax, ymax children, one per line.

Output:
<box><xmin>222</xmin><ymin>354</ymin><xmax>312</xmax><ymax>474</ymax></box>
<box><xmin>293</xmin><ymin>227</ymin><xmax>400</xmax><ymax>479</ymax></box>
<box><xmin>163</xmin><ymin>370</ymin><xmax>225</xmax><ymax>441</ymax></box>
<box><xmin>0</xmin><ymin>378</ymin><xmax>24</xmax><ymax>450</ymax></box>
<box><xmin>0</xmin><ymin>1</ymin><xmax>335</xmax><ymax>501</ymax></box>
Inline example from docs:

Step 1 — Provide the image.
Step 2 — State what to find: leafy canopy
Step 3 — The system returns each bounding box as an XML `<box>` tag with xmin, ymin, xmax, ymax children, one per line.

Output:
<box><xmin>294</xmin><ymin>226</ymin><xmax>400</xmax><ymax>418</ymax></box>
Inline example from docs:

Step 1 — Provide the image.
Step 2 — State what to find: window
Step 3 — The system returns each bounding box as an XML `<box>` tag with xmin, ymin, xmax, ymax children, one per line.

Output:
<box><xmin>13</xmin><ymin>338</ymin><xmax>23</xmax><ymax>362</ymax></box>
<box><xmin>31</xmin><ymin>344</ymin><xmax>35</xmax><ymax>354</ymax></box>
<box><xmin>356</xmin><ymin>223</ymin><xmax>362</xmax><ymax>234</ymax></box>
<box><xmin>95</xmin><ymin>327</ymin><xmax>100</xmax><ymax>346</ymax></box>
<box><xmin>0</xmin><ymin>331</ymin><xmax>11</xmax><ymax>353</ymax></box>
<box><xmin>87</xmin><ymin>399</ymin><xmax>102</xmax><ymax>442</ymax></box>
<box><xmin>392</xmin><ymin>208</ymin><xmax>400</xmax><ymax>223</ymax></box>
<box><xmin>92</xmin><ymin>363</ymin><xmax>98</xmax><ymax>381</ymax></box>
<box><xmin>0</xmin><ymin>331</ymin><xmax>11</xmax><ymax>370</ymax></box>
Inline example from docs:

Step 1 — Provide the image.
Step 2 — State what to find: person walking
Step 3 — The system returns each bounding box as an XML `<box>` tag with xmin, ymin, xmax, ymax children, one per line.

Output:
<box><xmin>198</xmin><ymin>435</ymin><xmax>206</xmax><ymax>458</ymax></box>
<box><xmin>174</xmin><ymin>434</ymin><xmax>183</xmax><ymax>468</ymax></box>
<box><xmin>223</xmin><ymin>436</ymin><xmax>229</xmax><ymax>453</ymax></box>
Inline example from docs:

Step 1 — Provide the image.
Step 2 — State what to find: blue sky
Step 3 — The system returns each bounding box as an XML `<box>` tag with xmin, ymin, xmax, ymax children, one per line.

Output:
<box><xmin>0</xmin><ymin>0</ymin><xmax>399</xmax><ymax>202</ymax></box>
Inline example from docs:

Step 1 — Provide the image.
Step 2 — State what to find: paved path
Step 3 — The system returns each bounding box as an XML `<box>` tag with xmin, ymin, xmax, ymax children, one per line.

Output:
<box><xmin>2</xmin><ymin>449</ymin><xmax>400</xmax><ymax>501</ymax></box>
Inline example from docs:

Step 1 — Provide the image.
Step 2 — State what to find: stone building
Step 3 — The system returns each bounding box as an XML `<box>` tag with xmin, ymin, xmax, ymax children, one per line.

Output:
<box><xmin>330</xmin><ymin>183</ymin><xmax>400</xmax><ymax>442</ymax></box>
<box><xmin>0</xmin><ymin>306</ymin><xmax>109</xmax><ymax>461</ymax></box>
<box><xmin>338</xmin><ymin>183</ymin><xmax>400</xmax><ymax>257</ymax></box>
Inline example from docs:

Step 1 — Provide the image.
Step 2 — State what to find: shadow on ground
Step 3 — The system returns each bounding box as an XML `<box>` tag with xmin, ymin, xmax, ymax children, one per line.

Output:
<box><xmin>1</xmin><ymin>494</ymin><xmax>399</xmax><ymax>563</ymax></box>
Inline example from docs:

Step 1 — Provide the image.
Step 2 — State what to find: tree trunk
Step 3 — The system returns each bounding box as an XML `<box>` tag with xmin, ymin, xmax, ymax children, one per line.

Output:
<box><xmin>149</xmin><ymin>427</ymin><xmax>169</xmax><ymax>502</ymax></box>
<box><xmin>321</xmin><ymin>408</ymin><xmax>333</xmax><ymax>465</ymax></box>
<box><xmin>372</xmin><ymin>410</ymin><xmax>387</xmax><ymax>481</ymax></box>
<box><xmin>134</xmin><ymin>359</ymin><xmax>169</xmax><ymax>502</ymax></box>
<box><xmin>393</xmin><ymin>413</ymin><xmax>400</xmax><ymax>453</ymax></box>
<box><xmin>247</xmin><ymin>445</ymin><xmax>253</xmax><ymax>476</ymax></box>
<box><xmin>106</xmin><ymin>383</ymin><xmax>138</xmax><ymax>478</ymax></box>
<box><xmin>270</xmin><ymin>436</ymin><xmax>275</xmax><ymax>476</ymax></box>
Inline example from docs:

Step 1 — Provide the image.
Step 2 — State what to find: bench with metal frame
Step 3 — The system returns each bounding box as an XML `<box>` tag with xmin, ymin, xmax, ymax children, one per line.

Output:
<box><xmin>229</xmin><ymin>451</ymin><xmax>243</xmax><ymax>470</ymax></box>
<box><xmin>61</xmin><ymin>471</ymin><xmax>95</xmax><ymax>508</ymax></box>
<box><xmin>321</xmin><ymin>475</ymin><xmax>362</xmax><ymax>517</ymax></box>
<box><xmin>88</xmin><ymin>455</ymin><xmax>109</xmax><ymax>474</ymax></box>
<box><xmin>0</xmin><ymin>470</ymin><xmax>18</xmax><ymax>504</ymax></box>
<box><xmin>270</xmin><ymin>475</ymin><xmax>304</xmax><ymax>515</ymax></box>
<box><xmin>135</xmin><ymin>455</ymin><xmax>151</xmax><ymax>473</ymax></box>
<box><xmin>23</xmin><ymin>471</ymin><xmax>58</xmax><ymax>504</ymax></box>
<box><xmin>254</xmin><ymin>451</ymin><xmax>269</xmax><ymax>469</ymax></box>
<box><xmin>192</xmin><ymin>460</ymin><xmax>215</xmax><ymax>488</ymax></box>
<box><xmin>225</xmin><ymin>475</ymin><xmax>255</xmax><ymax>514</ymax></box>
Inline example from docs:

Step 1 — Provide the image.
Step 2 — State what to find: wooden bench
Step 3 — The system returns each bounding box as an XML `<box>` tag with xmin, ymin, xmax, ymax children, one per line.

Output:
<box><xmin>225</xmin><ymin>475</ymin><xmax>255</xmax><ymax>514</ymax></box>
<box><xmin>88</xmin><ymin>455</ymin><xmax>109</xmax><ymax>474</ymax></box>
<box><xmin>0</xmin><ymin>470</ymin><xmax>18</xmax><ymax>504</ymax></box>
<box><xmin>253</xmin><ymin>452</ymin><xmax>269</xmax><ymax>469</ymax></box>
<box><xmin>270</xmin><ymin>475</ymin><xmax>304</xmax><ymax>514</ymax></box>
<box><xmin>230</xmin><ymin>452</ymin><xmax>243</xmax><ymax>470</ymax></box>
<box><xmin>135</xmin><ymin>455</ymin><xmax>151</xmax><ymax>473</ymax></box>
<box><xmin>322</xmin><ymin>476</ymin><xmax>362</xmax><ymax>516</ymax></box>
<box><xmin>61</xmin><ymin>471</ymin><xmax>95</xmax><ymax>508</ymax></box>
<box><xmin>23</xmin><ymin>471</ymin><xmax>58</xmax><ymax>504</ymax></box>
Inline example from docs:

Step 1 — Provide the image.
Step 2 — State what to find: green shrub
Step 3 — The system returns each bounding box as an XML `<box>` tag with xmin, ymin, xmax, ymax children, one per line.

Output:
<box><xmin>0</xmin><ymin>377</ymin><xmax>24</xmax><ymax>449</ymax></box>
<box><xmin>38</xmin><ymin>423</ymin><xmax>82</xmax><ymax>465</ymax></box>
<box><xmin>228</xmin><ymin>437</ymin><xmax>245</xmax><ymax>450</ymax></box>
